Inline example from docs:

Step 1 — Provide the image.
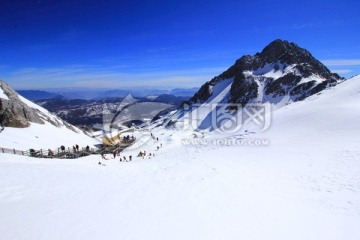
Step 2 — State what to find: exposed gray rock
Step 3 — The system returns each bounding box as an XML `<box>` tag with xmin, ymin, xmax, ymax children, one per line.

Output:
<box><xmin>0</xmin><ymin>80</ymin><xmax>80</xmax><ymax>133</ymax></box>
<box><xmin>0</xmin><ymin>80</ymin><xmax>44</xmax><ymax>128</ymax></box>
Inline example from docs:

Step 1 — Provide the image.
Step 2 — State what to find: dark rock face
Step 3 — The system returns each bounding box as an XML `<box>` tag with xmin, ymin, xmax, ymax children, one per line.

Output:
<box><xmin>265</xmin><ymin>74</ymin><xmax>302</xmax><ymax>98</ymax></box>
<box><xmin>188</xmin><ymin>39</ymin><xmax>342</xmax><ymax>106</ymax></box>
<box><xmin>0</xmin><ymin>81</ymin><xmax>44</xmax><ymax>128</ymax></box>
<box><xmin>229</xmin><ymin>73</ymin><xmax>258</xmax><ymax>105</ymax></box>
<box><xmin>188</xmin><ymin>82</ymin><xmax>213</xmax><ymax>103</ymax></box>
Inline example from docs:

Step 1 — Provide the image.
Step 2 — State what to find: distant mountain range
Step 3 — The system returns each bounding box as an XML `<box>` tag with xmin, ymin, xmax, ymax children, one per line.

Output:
<box><xmin>34</xmin><ymin>94</ymin><xmax>188</xmax><ymax>127</ymax></box>
<box><xmin>16</xmin><ymin>87</ymin><xmax>199</xmax><ymax>100</ymax></box>
<box><xmin>16</xmin><ymin>90</ymin><xmax>63</xmax><ymax>100</ymax></box>
<box><xmin>1</xmin><ymin>80</ymin><xmax>184</xmax><ymax>133</ymax></box>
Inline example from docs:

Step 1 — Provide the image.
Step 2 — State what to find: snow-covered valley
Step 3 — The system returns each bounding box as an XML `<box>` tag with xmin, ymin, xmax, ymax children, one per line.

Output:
<box><xmin>1</xmin><ymin>75</ymin><xmax>360</xmax><ymax>240</ymax></box>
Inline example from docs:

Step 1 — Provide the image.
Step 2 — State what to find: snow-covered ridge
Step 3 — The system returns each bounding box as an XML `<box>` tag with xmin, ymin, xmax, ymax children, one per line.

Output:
<box><xmin>0</xmin><ymin>80</ymin><xmax>97</xmax><ymax>149</ymax></box>
<box><xmin>244</xmin><ymin>62</ymin><xmax>293</xmax><ymax>79</ymax></box>
<box><xmin>245</xmin><ymin>62</ymin><xmax>328</xmax><ymax>84</ymax></box>
<box><xmin>17</xmin><ymin>94</ymin><xmax>82</xmax><ymax>132</ymax></box>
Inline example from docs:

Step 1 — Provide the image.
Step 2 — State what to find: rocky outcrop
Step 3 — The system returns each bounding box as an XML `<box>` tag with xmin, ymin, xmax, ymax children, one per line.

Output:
<box><xmin>0</xmin><ymin>81</ymin><xmax>44</xmax><ymax>128</ymax></box>
<box><xmin>0</xmin><ymin>80</ymin><xmax>80</xmax><ymax>133</ymax></box>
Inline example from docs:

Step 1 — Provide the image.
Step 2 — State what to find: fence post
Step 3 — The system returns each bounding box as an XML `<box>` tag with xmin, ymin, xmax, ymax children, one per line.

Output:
<box><xmin>1</xmin><ymin>148</ymin><xmax>4</xmax><ymax>153</ymax></box>
<box><xmin>22</xmin><ymin>151</ymin><xmax>24</xmax><ymax>155</ymax></box>
<box><xmin>13</xmin><ymin>149</ymin><xmax>16</xmax><ymax>154</ymax></box>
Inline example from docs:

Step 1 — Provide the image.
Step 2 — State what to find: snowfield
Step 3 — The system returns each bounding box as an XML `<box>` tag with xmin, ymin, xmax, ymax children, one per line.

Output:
<box><xmin>0</xmin><ymin>121</ymin><xmax>98</xmax><ymax>150</ymax></box>
<box><xmin>0</xmin><ymin>75</ymin><xmax>360</xmax><ymax>240</ymax></box>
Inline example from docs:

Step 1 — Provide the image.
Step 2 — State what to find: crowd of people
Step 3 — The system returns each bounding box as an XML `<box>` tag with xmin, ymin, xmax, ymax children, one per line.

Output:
<box><xmin>27</xmin><ymin>132</ymin><xmax>163</xmax><ymax>162</ymax></box>
<box><xmin>98</xmin><ymin>132</ymin><xmax>163</xmax><ymax>165</ymax></box>
<box><xmin>122</xmin><ymin>135</ymin><xmax>135</xmax><ymax>143</ymax></box>
<box><xmin>59</xmin><ymin>144</ymin><xmax>91</xmax><ymax>153</ymax></box>
<box><xmin>29</xmin><ymin>144</ymin><xmax>91</xmax><ymax>158</ymax></box>
<box><xmin>25</xmin><ymin>132</ymin><xmax>163</xmax><ymax>162</ymax></box>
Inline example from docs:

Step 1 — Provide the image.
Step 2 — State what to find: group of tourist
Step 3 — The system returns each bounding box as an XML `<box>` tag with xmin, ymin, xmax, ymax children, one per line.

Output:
<box><xmin>122</xmin><ymin>135</ymin><xmax>135</xmax><ymax>143</ymax></box>
<box><xmin>98</xmin><ymin>132</ymin><xmax>163</xmax><ymax>165</ymax></box>
<box><xmin>59</xmin><ymin>145</ymin><xmax>91</xmax><ymax>153</ymax></box>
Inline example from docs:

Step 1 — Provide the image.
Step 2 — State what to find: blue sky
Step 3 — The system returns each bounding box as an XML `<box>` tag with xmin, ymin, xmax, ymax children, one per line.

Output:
<box><xmin>1</xmin><ymin>0</ymin><xmax>360</xmax><ymax>89</ymax></box>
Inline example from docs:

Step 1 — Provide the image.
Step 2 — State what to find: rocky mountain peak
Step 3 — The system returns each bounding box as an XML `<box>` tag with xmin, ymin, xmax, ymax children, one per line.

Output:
<box><xmin>187</xmin><ymin>39</ymin><xmax>343</xmax><ymax>106</ymax></box>
<box><xmin>257</xmin><ymin>39</ymin><xmax>310</xmax><ymax>64</ymax></box>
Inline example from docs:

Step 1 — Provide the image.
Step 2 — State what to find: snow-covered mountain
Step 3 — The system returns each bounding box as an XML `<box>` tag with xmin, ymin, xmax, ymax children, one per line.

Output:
<box><xmin>0</xmin><ymin>80</ymin><xmax>97</xmax><ymax>149</ymax></box>
<box><xmin>189</xmin><ymin>39</ymin><xmax>342</xmax><ymax>106</ymax></box>
<box><xmin>166</xmin><ymin>39</ymin><xmax>344</xmax><ymax>131</ymax></box>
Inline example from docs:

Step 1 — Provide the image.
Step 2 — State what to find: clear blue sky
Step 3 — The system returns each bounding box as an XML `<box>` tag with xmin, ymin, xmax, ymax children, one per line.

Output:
<box><xmin>1</xmin><ymin>0</ymin><xmax>360</xmax><ymax>89</ymax></box>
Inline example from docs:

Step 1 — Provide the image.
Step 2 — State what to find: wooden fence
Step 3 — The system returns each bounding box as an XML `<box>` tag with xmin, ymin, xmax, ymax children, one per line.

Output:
<box><xmin>0</xmin><ymin>140</ymin><xmax>134</xmax><ymax>159</ymax></box>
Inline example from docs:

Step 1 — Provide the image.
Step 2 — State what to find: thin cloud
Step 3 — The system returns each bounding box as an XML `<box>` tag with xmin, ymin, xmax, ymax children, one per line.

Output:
<box><xmin>330</xmin><ymin>69</ymin><xmax>353</xmax><ymax>74</ymax></box>
<box><xmin>322</xmin><ymin>59</ymin><xmax>360</xmax><ymax>66</ymax></box>
<box><xmin>4</xmin><ymin>65</ymin><xmax>223</xmax><ymax>89</ymax></box>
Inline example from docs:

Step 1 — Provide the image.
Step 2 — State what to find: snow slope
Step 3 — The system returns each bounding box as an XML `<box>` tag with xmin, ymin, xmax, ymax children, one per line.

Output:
<box><xmin>0</xmin><ymin>75</ymin><xmax>360</xmax><ymax>240</ymax></box>
<box><xmin>0</xmin><ymin>121</ymin><xmax>98</xmax><ymax>150</ymax></box>
<box><xmin>0</xmin><ymin>84</ymin><xmax>98</xmax><ymax>149</ymax></box>
<box><xmin>169</xmin><ymin>77</ymin><xmax>234</xmax><ymax>131</ymax></box>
